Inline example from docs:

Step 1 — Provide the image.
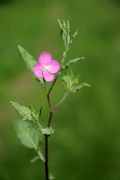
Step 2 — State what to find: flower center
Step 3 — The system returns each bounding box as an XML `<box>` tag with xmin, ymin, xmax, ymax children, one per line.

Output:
<box><xmin>42</xmin><ymin>64</ymin><xmax>52</xmax><ymax>72</ymax></box>
<box><xmin>42</xmin><ymin>65</ymin><xmax>47</xmax><ymax>72</ymax></box>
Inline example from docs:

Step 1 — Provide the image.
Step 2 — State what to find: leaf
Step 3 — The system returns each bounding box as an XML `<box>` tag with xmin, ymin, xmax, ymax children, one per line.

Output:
<box><xmin>58</xmin><ymin>18</ymin><xmax>62</xmax><ymax>29</ymax></box>
<box><xmin>18</xmin><ymin>45</ymin><xmax>44</xmax><ymax>85</ymax></box>
<box><xmin>62</xmin><ymin>57</ymin><xmax>85</xmax><ymax>70</ymax></box>
<box><xmin>36</xmin><ymin>148</ymin><xmax>45</xmax><ymax>162</ymax></box>
<box><xmin>30</xmin><ymin>156</ymin><xmax>40</xmax><ymax>163</ymax></box>
<box><xmin>62</xmin><ymin>72</ymin><xmax>91</xmax><ymax>94</ymax></box>
<box><xmin>10</xmin><ymin>101</ymin><xmax>32</xmax><ymax>120</ymax></box>
<box><xmin>18</xmin><ymin>45</ymin><xmax>35</xmax><ymax>71</ymax></box>
<box><xmin>75</xmin><ymin>83</ymin><xmax>91</xmax><ymax>91</ymax></box>
<box><xmin>49</xmin><ymin>173</ymin><xmax>55</xmax><ymax>180</ymax></box>
<box><xmin>70</xmin><ymin>28</ymin><xmax>79</xmax><ymax>44</ymax></box>
<box><xmin>22</xmin><ymin>120</ymin><xmax>38</xmax><ymax>129</ymax></box>
<box><xmin>15</xmin><ymin>120</ymin><xmax>41</xmax><ymax>149</ymax></box>
<box><xmin>41</xmin><ymin>127</ymin><xmax>54</xmax><ymax>135</ymax></box>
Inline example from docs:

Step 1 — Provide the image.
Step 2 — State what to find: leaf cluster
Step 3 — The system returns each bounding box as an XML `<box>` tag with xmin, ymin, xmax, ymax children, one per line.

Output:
<box><xmin>10</xmin><ymin>101</ymin><xmax>54</xmax><ymax>163</ymax></box>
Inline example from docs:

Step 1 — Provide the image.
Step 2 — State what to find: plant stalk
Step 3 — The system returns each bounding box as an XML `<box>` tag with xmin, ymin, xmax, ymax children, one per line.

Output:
<box><xmin>45</xmin><ymin>135</ymin><xmax>49</xmax><ymax>180</ymax></box>
<box><xmin>44</xmin><ymin>44</ymin><xmax>68</xmax><ymax>179</ymax></box>
<box><xmin>44</xmin><ymin>76</ymin><xmax>59</xmax><ymax>180</ymax></box>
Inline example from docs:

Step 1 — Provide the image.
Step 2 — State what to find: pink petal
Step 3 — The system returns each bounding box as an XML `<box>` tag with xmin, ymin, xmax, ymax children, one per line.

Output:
<box><xmin>43</xmin><ymin>71</ymin><xmax>54</xmax><ymax>82</ymax></box>
<box><xmin>33</xmin><ymin>63</ymin><xmax>43</xmax><ymax>78</ymax></box>
<box><xmin>38</xmin><ymin>51</ymin><xmax>52</xmax><ymax>65</ymax></box>
<box><xmin>47</xmin><ymin>60</ymin><xmax>60</xmax><ymax>74</ymax></box>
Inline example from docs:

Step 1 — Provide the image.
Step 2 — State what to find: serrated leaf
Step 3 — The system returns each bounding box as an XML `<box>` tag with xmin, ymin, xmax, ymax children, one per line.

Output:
<box><xmin>18</xmin><ymin>45</ymin><xmax>44</xmax><ymax>85</ymax></box>
<box><xmin>15</xmin><ymin>120</ymin><xmax>40</xmax><ymax>149</ymax></box>
<box><xmin>62</xmin><ymin>57</ymin><xmax>85</xmax><ymax>70</ymax></box>
<box><xmin>41</xmin><ymin>127</ymin><xmax>54</xmax><ymax>135</ymax></box>
<box><xmin>10</xmin><ymin>101</ymin><xmax>32</xmax><ymax>120</ymax></box>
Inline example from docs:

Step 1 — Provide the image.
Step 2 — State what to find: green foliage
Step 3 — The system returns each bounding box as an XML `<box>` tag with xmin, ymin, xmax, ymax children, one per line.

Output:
<box><xmin>58</xmin><ymin>19</ymin><xmax>79</xmax><ymax>65</ymax></box>
<box><xmin>15</xmin><ymin>120</ymin><xmax>41</xmax><ymax>149</ymax></box>
<box><xmin>41</xmin><ymin>127</ymin><xmax>54</xmax><ymax>136</ymax></box>
<box><xmin>49</xmin><ymin>173</ymin><xmax>55</xmax><ymax>180</ymax></box>
<box><xmin>10</xmin><ymin>101</ymin><xmax>54</xmax><ymax>137</ymax></box>
<box><xmin>62</xmin><ymin>57</ymin><xmax>85</xmax><ymax>70</ymax></box>
<box><xmin>58</xmin><ymin>19</ymin><xmax>71</xmax><ymax>50</ymax></box>
<box><xmin>18</xmin><ymin>45</ymin><xmax>44</xmax><ymax>85</ymax></box>
<box><xmin>10</xmin><ymin>101</ymin><xmax>33</xmax><ymax>121</ymax></box>
<box><xmin>62</xmin><ymin>72</ymin><xmax>90</xmax><ymax>94</ymax></box>
<box><xmin>75</xmin><ymin>83</ymin><xmax>91</xmax><ymax>91</ymax></box>
<box><xmin>30</xmin><ymin>156</ymin><xmax>40</xmax><ymax>163</ymax></box>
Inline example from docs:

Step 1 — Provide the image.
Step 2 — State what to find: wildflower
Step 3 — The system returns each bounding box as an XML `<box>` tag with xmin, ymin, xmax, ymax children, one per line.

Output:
<box><xmin>33</xmin><ymin>51</ymin><xmax>60</xmax><ymax>81</ymax></box>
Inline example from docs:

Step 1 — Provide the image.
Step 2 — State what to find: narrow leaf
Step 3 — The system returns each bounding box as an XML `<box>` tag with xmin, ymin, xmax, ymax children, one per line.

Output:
<box><xmin>18</xmin><ymin>45</ymin><xmax>44</xmax><ymax>85</ymax></box>
<box><xmin>18</xmin><ymin>45</ymin><xmax>35</xmax><ymax>71</ymax></box>
<box><xmin>36</xmin><ymin>148</ymin><xmax>45</xmax><ymax>162</ymax></box>
<box><xmin>70</xmin><ymin>28</ymin><xmax>79</xmax><ymax>43</ymax></box>
<box><xmin>62</xmin><ymin>57</ymin><xmax>85</xmax><ymax>70</ymax></box>
<box><xmin>75</xmin><ymin>83</ymin><xmax>91</xmax><ymax>91</ymax></box>
<box><xmin>58</xmin><ymin>18</ymin><xmax>62</xmax><ymax>29</ymax></box>
<box><xmin>30</xmin><ymin>156</ymin><xmax>40</xmax><ymax>163</ymax></box>
<box><xmin>10</xmin><ymin>101</ymin><xmax>32</xmax><ymax>120</ymax></box>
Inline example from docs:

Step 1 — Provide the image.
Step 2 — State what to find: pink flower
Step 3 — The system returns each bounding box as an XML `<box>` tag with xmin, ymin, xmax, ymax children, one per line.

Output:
<box><xmin>33</xmin><ymin>51</ymin><xmax>60</xmax><ymax>82</ymax></box>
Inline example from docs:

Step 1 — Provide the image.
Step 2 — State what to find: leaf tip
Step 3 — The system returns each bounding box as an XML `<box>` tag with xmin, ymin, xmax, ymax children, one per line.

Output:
<box><xmin>18</xmin><ymin>45</ymin><xmax>22</xmax><ymax>51</ymax></box>
<box><xmin>9</xmin><ymin>100</ymin><xmax>14</xmax><ymax>106</ymax></box>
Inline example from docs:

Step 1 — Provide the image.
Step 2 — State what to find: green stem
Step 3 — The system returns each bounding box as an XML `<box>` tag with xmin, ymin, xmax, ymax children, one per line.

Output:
<box><xmin>52</xmin><ymin>91</ymin><xmax>69</xmax><ymax>112</ymax></box>
<box><xmin>61</xmin><ymin>47</ymin><xmax>69</xmax><ymax>65</ymax></box>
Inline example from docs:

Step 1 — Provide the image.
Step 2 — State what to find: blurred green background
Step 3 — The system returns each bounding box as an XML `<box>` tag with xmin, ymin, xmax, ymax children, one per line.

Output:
<box><xmin>0</xmin><ymin>0</ymin><xmax>120</xmax><ymax>179</ymax></box>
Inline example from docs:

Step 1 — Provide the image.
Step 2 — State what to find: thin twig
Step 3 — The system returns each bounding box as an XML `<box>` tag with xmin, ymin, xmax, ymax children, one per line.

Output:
<box><xmin>52</xmin><ymin>91</ymin><xmax>69</xmax><ymax>112</ymax></box>
<box><xmin>47</xmin><ymin>111</ymin><xmax>53</xmax><ymax>127</ymax></box>
<box><xmin>47</xmin><ymin>74</ymin><xmax>59</xmax><ymax>97</ymax></box>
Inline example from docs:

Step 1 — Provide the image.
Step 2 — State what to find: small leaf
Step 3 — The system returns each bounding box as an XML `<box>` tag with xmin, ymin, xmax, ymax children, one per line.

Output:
<box><xmin>49</xmin><ymin>173</ymin><xmax>55</xmax><ymax>180</ymax></box>
<box><xmin>36</xmin><ymin>148</ymin><xmax>45</xmax><ymax>162</ymax></box>
<box><xmin>15</xmin><ymin>120</ymin><xmax>41</xmax><ymax>149</ymax></box>
<box><xmin>41</xmin><ymin>127</ymin><xmax>54</xmax><ymax>135</ymax></box>
<box><xmin>70</xmin><ymin>28</ymin><xmax>79</xmax><ymax>43</ymax></box>
<box><xmin>75</xmin><ymin>83</ymin><xmax>91</xmax><ymax>91</ymax></box>
<box><xmin>62</xmin><ymin>72</ymin><xmax>90</xmax><ymax>94</ymax></box>
<box><xmin>62</xmin><ymin>57</ymin><xmax>85</xmax><ymax>70</ymax></box>
<box><xmin>10</xmin><ymin>101</ymin><xmax>32</xmax><ymax>120</ymax></box>
<box><xmin>58</xmin><ymin>18</ymin><xmax>62</xmax><ymax>29</ymax></box>
<box><xmin>30</xmin><ymin>156</ymin><xmax>40</xmax><ymax>163</ymax></box>
<box><xmin>18</xmin><ymin>45</ymin><xmax>44</xmax><ymax>85</ymax></box>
